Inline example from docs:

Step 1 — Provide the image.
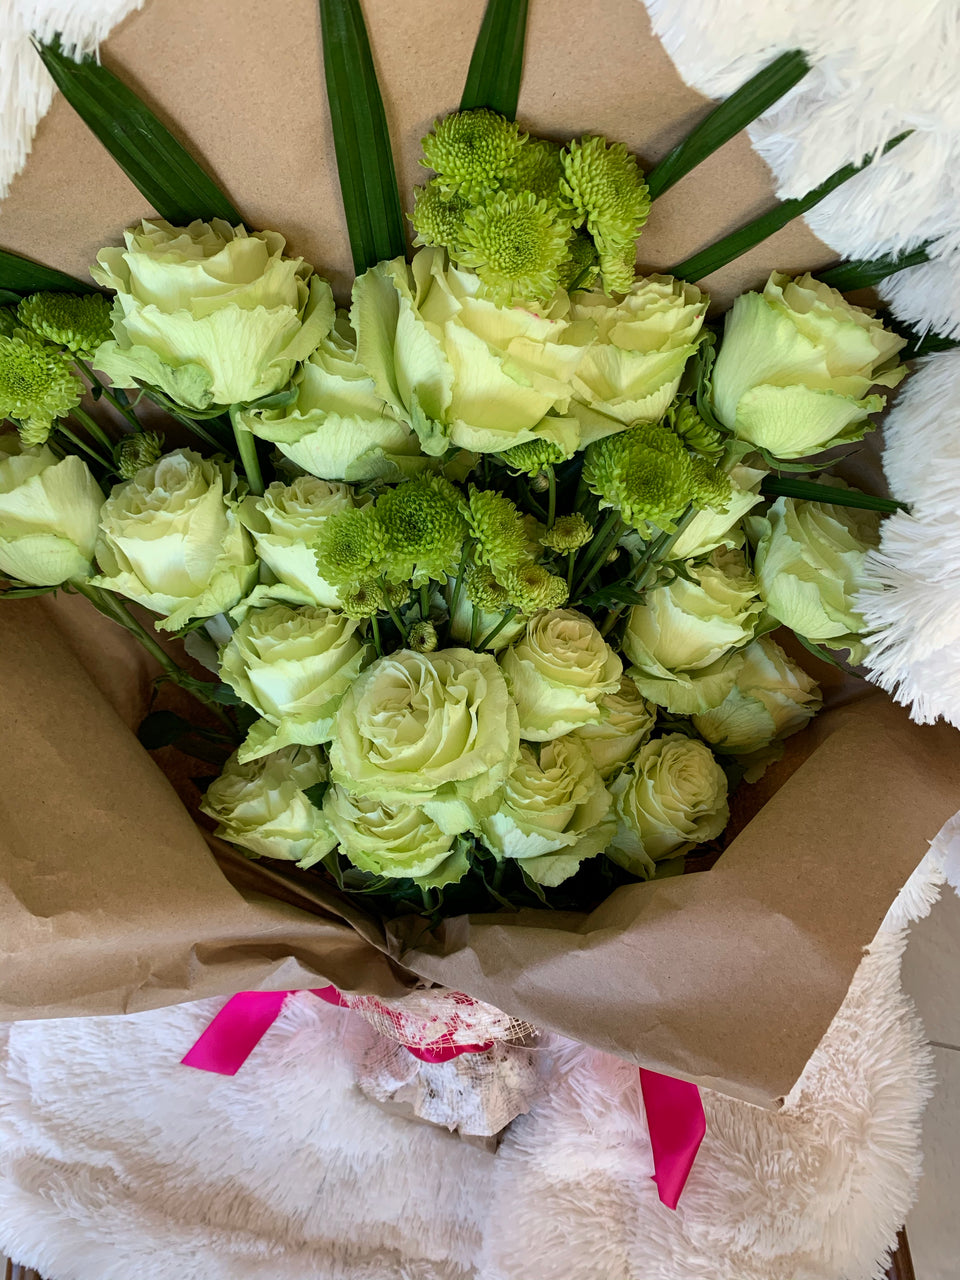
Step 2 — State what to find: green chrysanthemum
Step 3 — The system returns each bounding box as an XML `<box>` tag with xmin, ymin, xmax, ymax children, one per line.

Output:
<box><xmin>314</xmin><ymin>507</ymin><xmax>388</xmax><ymax>589</ymax></box>
<box><xmin>560</xmin><ymin>136</ymin><xmax>650</xmax><ymax>257</ymax></box>
<box><xmin>458</xmin><ymin>191</ymin><xmax>571</xmax><ymax>304</ymax></box>
<box><xmin>117</xmin><ymin>430</ymin><xmax>165</xmax><ymax>479</ymax></box>
<box><xmin>499</xmin><ymin>437</ymin><xmax>568</xmax><ymax>477</ymax></box>
<box><xmin>376</xmin><ymin>474</ymin><xmax>468</xmax><ymax>585</ymax></box>
<box><xmin>383</xmin><ymin>580</ymin><xmax>411</xmax><ymax>610</ymax></box>
<box><xmin>407</xmin><ymin>620</ymin><xmax>439</xmax><ymax>653</ymax></box>
<box><xmin>0</xmin><ymin>332</ymin><xmax>82</xmax><ymax>440</ymax></box>
<box><xmin>503</xmin><ymin>137</ymin><xmax>565</xmax><ymax>204</ymax></box>
<box><xmin>559</xmin><ymin>228</ymin><xmax>601</xmax><ymax>292</ymax></box>
<box><xmin>421</xmin><ymin>108</ymin><xmax>526</xmax><ymax>201</ymax></box>
<box><xmin>540</xmin><ymin>513</ymin><xmax>593</xmax><ymax>553</ymax></box>
<box><xmin>690</xmin><ymin>456</ymin><xmax>732</xmax><ymax>510</ymax></box>
<box><xmin>465</xmin><ymin>486</ymin><xmax>530</xmax><ymax>571</ymax></box>
<box><xmin>340</xmin><ymin>579</ymin><xmax>385</xmax><ymax>620</ymax></box>
<box><xmin>411</xmin><ymin>182</ymin><xmax>470</xmax><ymax>253</ymax></box>
<box><xmin>17</xmin><ymin>292</ymin><xmax>113</xmax><ymax>358</ymax></box>
<box><xmin>465</xmin><ymin>563</ymin><xmax>512</xmax><ymax>613</ymax></box>
<box><xmin>17</xmin><ymin>418</ymin><xmax>53</xmax><ymax>446</ymax></box>
<box><xmin>499</xmin><ymin>561</ymin><xmax>569</xmax><ymax>613</ymax></box>
<box><xmin>671</xmin><ymin>400</ymin><xmax>725</xmax><ymax>460</ymax></box>
<box><xmin>583</xmin><ymin>423</ymin><xmax>693</xmax><ymax>532</ymax></box>
<box><xmin>597</xmin><ymin>238</ymin><xmax>638</xmax><ymax>296</ymax></box>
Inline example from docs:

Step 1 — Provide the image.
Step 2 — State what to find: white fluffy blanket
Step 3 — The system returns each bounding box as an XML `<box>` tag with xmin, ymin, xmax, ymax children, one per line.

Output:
<box><xmin>0</xmin><ymin>917</ymin><xmax>937</xmax><ymax>1280</ymax></box>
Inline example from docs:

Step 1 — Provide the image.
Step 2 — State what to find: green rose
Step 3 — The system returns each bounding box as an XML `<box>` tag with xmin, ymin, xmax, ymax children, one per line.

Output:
<box><xmin>238</xmin><ymin>476</ymin><xmax>357</xmax><ymax>611</ymax></box>
<box><xmin>201</xmin><ymin>745</ymin><xmax>336</xmax><ymax>869</ymax></box>
<box><xmin>711</xmin><ymin>272</ymin><xmax>906</xmax><ymax>459</ymax></box>
<box><xmin>219</xmin><ymin>604</ymin><xmax>372</xmax><ymax>762</ymax></box>
<box><xmin>693</xmin><ymin>634</ymin><xmax>822</xmax><ymax>759</ymax></box>
<box><xmin>608</xmin><ymin>734</ymin><xmax>729</xmax><ymax>877</ymax></box>
<box><xmin>91</xmin><ymin>218</ymin><xmax>334</xmax><ymax>409</ymax></box>
<box><xmin>323</xmin><ymin>786</ymin><xmax>467</xmax><ymax>888</ymax></box>
<box><xmin>572</xmin><ymin>674</ymin><xmax>656</xmax><ymax>777</ymax></box>
<box><xmin>749</xmin><ymin>495</ymin><xmax>880</xmax><ymax>660</ymax></box>
<box><xmin>92</xmin><ymin>448</ymin><xmax>257</xmax><ymax>630</ymax></box>
<box><xmin>623</xmin><ymin>549</ymin><xmax>764</xmax><ymax>713</ymax></box>
<box><xmin>0</xmin><ymin>435</ymin><xmax>103</xmax><ymax>585</ymax></box>
<box><xmin>501</xmin><ymin>608</ymin><xmax>622</xmax><ymax>741</ymax></box>
<box><xmin>330</xmin><ymin>647</ymin><xmax>520</xmax><ymax>832</ymax></box>
<box><xmin>480</xmin><ymin>736</ymin><xmax>615</xmax><ymax>886</ymax></box>
<box><xmin>668</xmin><ymin>464</ymin><xmax>767</xmax><ymax>560</ymax></box>
<box><xmin>566</xmin><ymin>276</ymin><xmax>706</xmax><ymax>443</ymax></box>
<box><xmin>238</xmin><ymin>318</ymin><xmax>423</xmax><ymax>481</ymax></box>
<box><xmin>351</xmin><ymin>247</ymin><xmax>585</xmax><ymax>456</ymax></box>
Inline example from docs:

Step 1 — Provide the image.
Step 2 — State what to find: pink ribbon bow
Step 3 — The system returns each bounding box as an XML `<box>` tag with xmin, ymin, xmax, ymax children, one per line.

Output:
<box><xmin>182</xmin><ymin>989</ymin><xmax>704</xmax><ymax>1209</ymax></box>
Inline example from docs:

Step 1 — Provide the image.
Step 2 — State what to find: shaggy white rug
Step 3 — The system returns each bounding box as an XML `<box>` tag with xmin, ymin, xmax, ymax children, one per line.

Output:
<box><xmin>0</xmin><ymin>907</ymin><xmax>937</xmax><ymax>1280</ymax></box>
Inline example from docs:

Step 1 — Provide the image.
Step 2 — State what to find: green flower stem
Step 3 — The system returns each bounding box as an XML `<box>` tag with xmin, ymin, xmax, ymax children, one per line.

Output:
<box><xmin>57</xmin><ymin>421</ymin><xmax>113</xmax><ymax>469</ymax></box>
<box><xmin>470</xmin><ymin>603</ymin><xmax>481</xmax><ymax>648</ymax></box>
<box><xmin>572</xmin><ymin>509</ymin><xmax>623</xmax><ymax>597</ymax></box>
<box><xmin>379</xmin><ymin>577</ymin><xmax>408</xmax><ymax>643</ymax></box>
<box><xmin>599</xmin><ymin>506</ymin><xmax>697</xmax><ymax>637</ymax></box>
<box><xmin>566</xmin><ymin>550</ymin><xmax>576</xmax><ymax>594</ymax></box>
<box><xmin>70</xmin><ymin>579</ymin><xmax>233</xmax><ymax>728</ymax></box>
<box><xmin>477</xmin><ymin>606</ymin><xmax>518</xmax><ymax>650</ymax></box>
<box><xmin>419</xmin><ymin>583</ymin><xmax>431</xmax><ymax>620</ymax></box>
<box><xmin>546</xmin><ymin>465</ymin><xmax>557</xmax><ymax>531</ymax></box>
<box><xmin>76</xmin><ymin>359</ymin><xmax>141</xmax><ymax>432</ymax></box>
<box><xmin>229</xmin><ymin>405</ymin><xmax>264</xmax><ymax>496</ymax></box>
<box><xmin>370</xmin><ymin>613</ymin><xmax>383</xmax><ymax>656</ymax></box>
<box><xmin>70</xmin><ymin>404</ymin><xmax>114</xmax><ymax>454</ymax></box>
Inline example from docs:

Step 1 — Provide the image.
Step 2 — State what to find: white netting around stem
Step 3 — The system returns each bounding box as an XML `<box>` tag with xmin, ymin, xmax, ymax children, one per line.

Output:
<box><xmin>335</xmin><ymin>988</ymin><xmax>537</xmax><ymax>1052</ymax></box>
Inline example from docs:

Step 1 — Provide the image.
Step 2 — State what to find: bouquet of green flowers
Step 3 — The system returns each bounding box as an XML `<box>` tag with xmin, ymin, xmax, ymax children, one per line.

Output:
<box><xmin>0</xmin><ymin>4</ymin><xmax>917</xmax><ymax>934</ymax></box>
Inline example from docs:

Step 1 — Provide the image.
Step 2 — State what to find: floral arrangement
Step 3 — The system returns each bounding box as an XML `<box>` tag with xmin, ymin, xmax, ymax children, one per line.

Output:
<box><xmin>0</xmin><ymin>9</ymin><xmax>912</xmax><ymax>922</ymax></box>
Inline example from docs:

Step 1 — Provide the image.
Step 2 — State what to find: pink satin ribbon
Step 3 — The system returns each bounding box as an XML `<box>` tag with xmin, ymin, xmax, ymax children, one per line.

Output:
<box><xmin>182</xmin><ymin>989</ymin><xmax>704</xmax><ymax>1209</ymax></box>
<box><xmin>639</xmin><ymin>1067</ymin><xmax>706</xmax><ymax>1210</ymax></box>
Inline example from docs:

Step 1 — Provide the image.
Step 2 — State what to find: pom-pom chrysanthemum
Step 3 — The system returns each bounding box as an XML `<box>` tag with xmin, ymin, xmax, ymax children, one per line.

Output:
<box><xmin>540</xmin><ymin>513</ymin><xmax>593</xmax><ymax>553</ymax></box>
<box><xmin>411</xmin><ymin>182</ymin><xmax>469</xmax><ymax>254</ymax></box>
<box><xmin>465</xmin><ymin>486</ymin><xmax>530</xmax><ymax>571</ymax></box>
<box><xmin>500</xmin><ymin>438</ymin><xmax>568</xmax><ymax>477</ymax></box>
<box><xmin>314</xmin><ymin>507</ymin><xmax>388</xmax><ymax>589</ymax></box>
<box><xmin>560</xmin><ymin>136</ymin><xmax>649</xmax><ymax>290</ymax></box>
<box><xmin>376</xmin><ymin>474</ymin><xmax>467</xmax><ymax>585</ymax></box>
<box><xmin>17</xmin><ymin>292</ymin><xmax>113</xmax><ymax>359</ymax></box>
<box><xmin>117</xmin><ymin>431</ymin><xmax>165</xmax><ymax>479</ymax></box>
<box><xmin>499</xmin><ymin>561</ymin><xmax>569</xmax><ymax>613</ymax></box>
<box><xmin>459</xmin><ymin>191</ymin><xmax>571</xmax><ymax>305</ymax></box>
<box><xmin>0</xmin><ymin>332</ymin><xmax>82</xmax><ymax>444</ymax></box>
<box><xmin>421</xmin><ymin>108</ymin><xmax>526</xmax><ymax>202</ymax></box>
<box><xmin>584</xmin><ymin>424</ymin><xmax>693</xmax><ymax>532</ymax></box>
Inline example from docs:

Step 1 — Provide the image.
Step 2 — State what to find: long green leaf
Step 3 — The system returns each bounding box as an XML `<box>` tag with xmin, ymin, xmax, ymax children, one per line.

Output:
<box><xmin>34</xmin><ymin>36</ymin><xmax>241</xmax><ymax>225</ymax></box>
<box><xmin>817</xmin><ymin>242</ymin><xmax>932</xmax><ymax>292</ymax></box>
<box><xmin>460</xmin><ymin>0</ymin><xmax>530</xmax><ymax>120</ymax></box>
<box><xmin>761</xmin><ymin>475</ymin><xmax>906</xmax><ymax>513</ymax></box>
<box><xmin>901</xmin><ymin>329</ymin><xmax>960</xmax><ymax>360</ymax></box>
<box><xmin>671</xmin><ymin>131</ymin><xmax>912</xmax><ymax>282</ymax></box>
<box><xmin>319</xmin><ymin>0</ymin><xmax>406</xmax><ymax>273</ymax></box>
<box><xmin>647</xmin><ymin>50</ymin><xmax>809</xmax><ymax>200</ymax></box>
<box><xmin>0</xmin><ymin>247</ymin><xmax>95</xmax><ymax>296</ymax></box>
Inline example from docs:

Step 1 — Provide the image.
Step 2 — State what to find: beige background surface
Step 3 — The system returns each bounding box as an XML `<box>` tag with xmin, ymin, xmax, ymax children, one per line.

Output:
<box><xmin>0</xmin><ymin>0</ymin><xmax>833</xmax><ymax>308</ymax></box>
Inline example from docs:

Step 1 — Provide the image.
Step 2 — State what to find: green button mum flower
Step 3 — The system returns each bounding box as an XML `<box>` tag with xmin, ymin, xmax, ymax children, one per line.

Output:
<box><xmin>499</xmin><ymin>561</ymin><xmax>569</xmax><ymax>613</ymax></box>
<box><xmin>376</xmin><ymin>474</ymin><xmax>467</xmax><ymax>585</ymax></box>
<box><xmin>559</xmin><ymin>228</ymin><xmax>601</xmax><ymax>292</ymax></box>
<box><xmin>411</xmin><ymin>181</ymin><xmax>470</xmax><ymax>254</ymax></box>
<box><xmin>421</xmin><ymin>108</ymin><xmax>527</xmax><ymax>202</ymax></box>
<box><xmin>540</xmin><ymin>513</ymin><xmax>593</xmax><ymax>553</ymax></box>
<box><xmin>465</xmin><ymin>486</ymin><xmax>530</xmax><ymax>572</ymax></box>
<box><xmin>503</xmin><ymin>137</ymin><xmax>565</xmax><ymax>204</ymax></box>
<box><xmin>499</xmin><ymin>438</ymin><xmax>568</xmax><ymax>477</ymax></box>
<box><xmin>458</xmin><ymin>191</ymin><xmax>571</xmax><ymax>305</ymax></box>
<box><xmin>583</xmin><ymin>424</ymin><xmax>695</xmax><ymax>532</ymax></box>
<box><xmin>340</xmin><ymin>579</ymin><xmax>385</xmax><ymax>620</ymax></box>
<box><xmin>670</xmin><ymin>400</ymin><xmax>725</xmax><ymax>459</ymax></box>
<box><xmin>117</xmin><ymin>430</ymin><xmax>165</xmax><ymax>479</ymax></box>
<box><xmin>465</xmin><ymin>563</ymin><xmax>511</xmax><ymax>613</ymax></box>
<box><xmin>17</xmin><ymin>292</ymin><xmax>113</xmax><ymax>359</ymax></box>
<box><xmin>560</xmin><ymin>136</ymin><xmax>650</xmax><ymax>291</ymax></box>
<box><xmin>0</xmin><ymin>332</ymin><xmax>82</xmax><ymax>444</ymax></box>
<box><xmin>313</xmin><ymin>506</ymin><xmax>387</xmax><ymax>589</ymax></box>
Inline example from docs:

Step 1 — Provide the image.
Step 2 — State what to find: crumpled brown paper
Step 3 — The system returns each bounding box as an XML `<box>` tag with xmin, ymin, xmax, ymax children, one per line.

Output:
<box><xmin>0</xmin><ymin>0</ymin><xmax>948</xmax><ymax>1109</ymax></box>
<box><xmin>3</xmin><ymin>598</ymin><xmax>958</xmax><ymax>1108</ymax></box>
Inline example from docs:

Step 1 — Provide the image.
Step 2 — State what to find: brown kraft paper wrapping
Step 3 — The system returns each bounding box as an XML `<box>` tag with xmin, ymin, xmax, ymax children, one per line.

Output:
<box><xmin>3</xmin><ymin>599</ymin><xmax>960</xmax><ymax>1108</ymax></box>
<box><xmin>0</xmin><ymin>0</ymin><xmax>955</xmax><ymax>1108</ymax></box>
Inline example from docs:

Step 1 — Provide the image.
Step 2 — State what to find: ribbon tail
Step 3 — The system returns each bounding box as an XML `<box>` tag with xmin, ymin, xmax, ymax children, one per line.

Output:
<box><xmin>639</xmin><ymin>1068</ymin><xmax>706</xmax><ymax>1210</ymax></box>
<box><xmin>182</xmin><ymin>990</ymin><xmax>290</xmax><ymax>1075</ymax></box>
